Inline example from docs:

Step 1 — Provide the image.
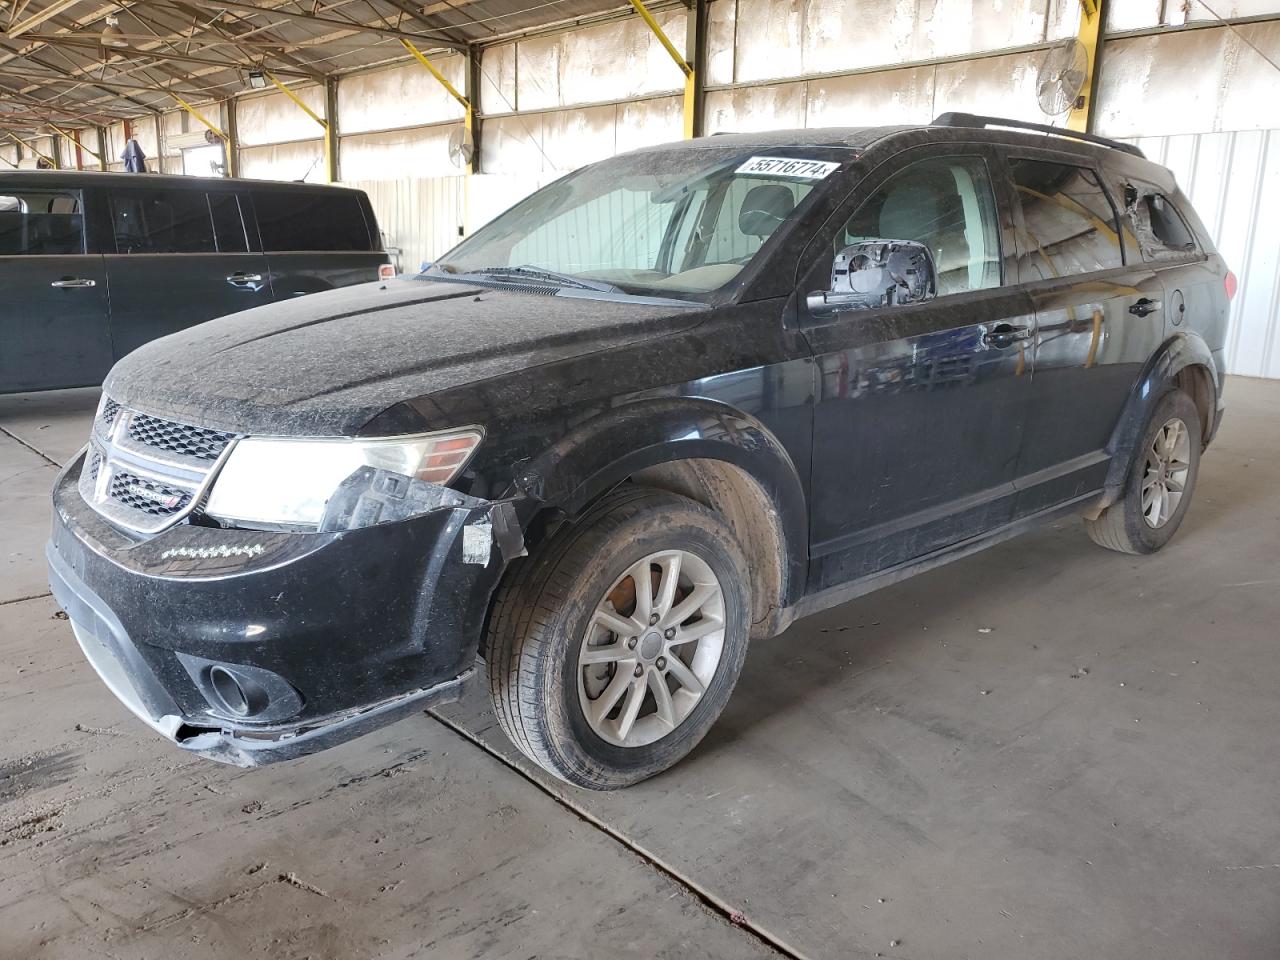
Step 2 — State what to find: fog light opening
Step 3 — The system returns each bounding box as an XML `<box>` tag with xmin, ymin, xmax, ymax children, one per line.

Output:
<box><xmin>209</xmin><ymin>666</ymin><xmax>250</xmax><ymax>717</ymax></box>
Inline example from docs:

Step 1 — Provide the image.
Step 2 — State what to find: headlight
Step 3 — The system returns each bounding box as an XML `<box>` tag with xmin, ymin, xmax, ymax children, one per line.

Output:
<box><xmin>204</xmin><ymin>428</ymin><xmax>483</xmax><ymax>529</ymax></box>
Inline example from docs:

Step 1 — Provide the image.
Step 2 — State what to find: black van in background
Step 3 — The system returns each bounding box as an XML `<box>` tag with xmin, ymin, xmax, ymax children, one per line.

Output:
<box><xmin>1</xmin><ymin>172</ymin><xmax>389</xmax><ymax>393</ymax></box>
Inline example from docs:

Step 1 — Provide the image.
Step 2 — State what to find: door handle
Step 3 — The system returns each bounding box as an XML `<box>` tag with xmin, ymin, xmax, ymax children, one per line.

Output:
<box><xmin>226</xmin><ymin>273</ymin><xmax>263</xmax><ymax>287</ymax></box>
<box><xmin>982</xmin><ymin>323</ymin><xmax>1031</xmax><ymax>348</ymax></box>
<box><xmin>51</xmin><ymin>277</ymin><xmax>96</xmax><ymax>289</ymax></box>
<box><xmin>1129</xmin><ymin>298</ymin><xmax>1162</xmax><ymax>317</ymax></box>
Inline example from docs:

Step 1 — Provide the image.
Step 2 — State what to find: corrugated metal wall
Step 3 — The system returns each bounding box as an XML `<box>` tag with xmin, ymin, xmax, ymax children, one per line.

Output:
<box><xmin>1130</xmin><ymin>130</ymin><xmax>1280</xmax><ymax>379</ymax></box>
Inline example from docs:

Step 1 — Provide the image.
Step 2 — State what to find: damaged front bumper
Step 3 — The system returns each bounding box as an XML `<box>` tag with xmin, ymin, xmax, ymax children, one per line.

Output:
<box><xmin>47</xmin><ymin>453</ymin><xmax>520</xmax><ymax>767</ymax></box>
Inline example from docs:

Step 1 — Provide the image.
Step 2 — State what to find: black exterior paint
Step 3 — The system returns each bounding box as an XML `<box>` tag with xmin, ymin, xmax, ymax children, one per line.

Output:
<box><xmin>49</xmin><ymin>123</ymin><xmax>1231</xmax><ymax>764</ymax></box>
<box><xmin>1</xmin><ymin>171</ymin><xmax>387</xmax><ymax>394</ymax></box>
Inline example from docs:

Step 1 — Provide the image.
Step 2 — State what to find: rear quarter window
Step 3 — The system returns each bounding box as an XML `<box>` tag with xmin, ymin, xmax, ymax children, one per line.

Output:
<box><xmin>253</xmin><ymin>191</ymin><xmax>372</xmax><ymax>252</ymax></box>
<box><xmin>1120</xmin><ymin>184</ymin><xmax>1199</xmax><ymax>262</ymax></box>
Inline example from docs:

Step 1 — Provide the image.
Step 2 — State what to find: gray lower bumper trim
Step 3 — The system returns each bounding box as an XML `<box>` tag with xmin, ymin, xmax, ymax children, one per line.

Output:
<box><xmin>174</xmin><ymin>670</ymin><xmax>473</xmax><ymax>768</ymax></box>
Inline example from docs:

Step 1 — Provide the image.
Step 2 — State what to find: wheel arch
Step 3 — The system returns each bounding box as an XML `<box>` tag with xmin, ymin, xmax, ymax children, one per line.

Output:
<box><xmin>1098</xmin><ymin>331</ymin><xmax>1219</xmax><ymax>504</ymax></box>
<box><xmin>511</xmin><ymin>397</ymin><xmax>808</xmax><ymax>638</ymax></box>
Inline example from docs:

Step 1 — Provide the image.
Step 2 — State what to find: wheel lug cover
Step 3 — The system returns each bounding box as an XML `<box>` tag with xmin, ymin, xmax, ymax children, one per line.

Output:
<box><xmin>627</xmin><ymin>636</ymin><xmax>637</xmax><ymax>649</ymax></box>
<box><xmin>649</xmin><ymin>613</ymin><xmax>659</xmax><ymax>625</ymax></box>
<box><xmin>634</xmin><ymin>664</ymin><xmax>644</xmax><ymax>677</ymax></box>
<box><xmin>656</xmin><ymin>656</ymin><xmax>667</xmax><ymax>670</ymax></box>
<box><xmin>664</xmin><ymin>627</ymin><xmax>675</xmax><ymax>640</ymax></box>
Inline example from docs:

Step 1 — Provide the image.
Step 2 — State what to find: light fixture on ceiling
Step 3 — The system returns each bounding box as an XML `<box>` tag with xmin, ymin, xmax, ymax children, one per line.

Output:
<box><xmin>248</xmin><ymin>69</ymin><xmax>267</xmax><ymax>90</ymax></box>
<box><xmin>100</xmin><ymin>14</ymin><xmax>129</xmax><ymax>49</ymax></box>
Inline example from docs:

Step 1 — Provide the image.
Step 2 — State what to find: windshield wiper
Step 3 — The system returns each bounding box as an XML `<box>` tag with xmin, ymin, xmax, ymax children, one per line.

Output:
<box><xmin>469</xmin><ymin>265</ymin><xmax>622</xmax><ymax>294</ymax></box>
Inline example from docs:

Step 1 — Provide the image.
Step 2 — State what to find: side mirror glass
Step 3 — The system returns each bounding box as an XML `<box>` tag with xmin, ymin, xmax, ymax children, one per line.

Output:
<box><xmin>807</xmin><ymin>239</ymin><xmax>937</xmax><ymax>314</ymax></box>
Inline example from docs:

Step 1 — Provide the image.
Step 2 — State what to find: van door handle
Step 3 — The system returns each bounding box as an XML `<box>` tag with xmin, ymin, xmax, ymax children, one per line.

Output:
<box><xmin>1129</xmin><ymin>298</ymin><xmax>1162</xmax><ymax>317</ymax></box>
<box><xmin>226</xmin><ymin>273</ymin><xmax>263</xmax><ymax>287</ymax></box>
<box><xmin>982</xmin><ymin>323</ymin><xmax>1031</xmax><ymax>348</ymax></box>
<box><xmin>51</xmin><ymin>277</ymin><xmax>96</xmax><ymax>289</ymax></box>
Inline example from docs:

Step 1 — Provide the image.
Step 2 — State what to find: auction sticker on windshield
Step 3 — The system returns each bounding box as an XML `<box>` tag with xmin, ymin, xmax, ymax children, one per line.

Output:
<box><xmin>735</xmin><ymin>156</ymin><xmax>841</xmax><ymax>180</ymax></box>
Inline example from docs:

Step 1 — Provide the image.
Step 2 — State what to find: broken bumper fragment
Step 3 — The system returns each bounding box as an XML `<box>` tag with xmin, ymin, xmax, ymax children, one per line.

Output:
<box><xmin>47</xmin><ymin>453</ymin><xmax>517</xmax><ymax>767</ymax></box>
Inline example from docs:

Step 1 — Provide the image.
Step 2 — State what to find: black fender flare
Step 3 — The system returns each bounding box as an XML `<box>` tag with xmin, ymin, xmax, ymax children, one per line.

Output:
<box><xmin>1101</xmin><ymin>330</ymin><xmax>1220</xmax><ymax>496</ymax></box>
<box><xmin>511</xmin><ymin>397</ymin><xmax>809</xmax><ymax>609</ymax></box>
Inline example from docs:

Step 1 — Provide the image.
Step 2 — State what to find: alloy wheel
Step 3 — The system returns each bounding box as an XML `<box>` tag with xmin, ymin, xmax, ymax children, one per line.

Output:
<box><xmin>1141</xmin><ymin>416</ymin><xmax>1192</xmax><ymax>528</ymax></box>
<box><xmin>577</xmin><ymin>549</ymin><xmax>726</xmax><ymax>748</ymax></box>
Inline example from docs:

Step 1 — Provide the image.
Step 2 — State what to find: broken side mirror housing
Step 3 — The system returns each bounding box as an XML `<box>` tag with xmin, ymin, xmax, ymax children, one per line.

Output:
<box><xmin>807</xmin><ymin>239</ymin><xmax>937</xmax><ymax>315</ymax></box>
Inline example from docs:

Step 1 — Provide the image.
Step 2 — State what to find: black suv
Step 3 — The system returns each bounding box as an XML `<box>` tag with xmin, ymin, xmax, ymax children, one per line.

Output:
<box><xmin>47</xmin><ymin>114</ymin><xmax>1231</xmax><ymax>789</ymax></box>
<box><xmin>1</xmin><ymin>172</ymin><xmax>388</xmax><ymax>393</ymax></box>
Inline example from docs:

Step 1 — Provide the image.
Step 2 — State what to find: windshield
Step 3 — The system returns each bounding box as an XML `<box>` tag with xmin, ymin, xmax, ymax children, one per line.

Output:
<box><xmin>425</xmin><ymin>146</ymin><xmax>852</xmax><ymax>299</ymax></box>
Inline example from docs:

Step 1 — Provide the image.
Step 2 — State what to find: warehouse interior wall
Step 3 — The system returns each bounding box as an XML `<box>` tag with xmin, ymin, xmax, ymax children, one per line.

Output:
<box><xmin>31</xmin><ymin>0</ymin><xmax>1280</xmax><ymax>377</ymax></box>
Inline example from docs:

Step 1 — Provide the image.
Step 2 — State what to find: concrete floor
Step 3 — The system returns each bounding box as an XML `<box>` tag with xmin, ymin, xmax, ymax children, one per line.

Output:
<box><xmin>2</xmin><ymin>377</ymin><xmax>1278</xmax><ymax>960</ymax></box>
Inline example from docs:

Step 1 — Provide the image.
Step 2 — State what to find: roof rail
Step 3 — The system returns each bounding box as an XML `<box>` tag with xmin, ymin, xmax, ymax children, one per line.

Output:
<box><xmin>931</xmin><ymin>112</ymin><xmax>1145</xmax><ymax>159</ymax></box>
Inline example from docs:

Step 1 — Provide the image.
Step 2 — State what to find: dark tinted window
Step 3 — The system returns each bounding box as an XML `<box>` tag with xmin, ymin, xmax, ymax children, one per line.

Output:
<box><xmin>252</xmin><ymin>191</ymin><xmax>371</xmax><ymax>252</ymax></box>
<box><xmin>0</xmin><ymin>191</ymin><xmax>84</xmax><ymax>255</ymax></box>
<box><xmin>209</xmin><ymin>193</ymin><xmax>249</xmax><ymax>253</ymax></box>
<box><xmin>838</xmin><ymin>156</ymin><xmax>1002</xmax><ymax>296</ymax></box>
<box><xmin>1009</xmin><ymin>159</ymin><xmax>1124</xmax><ymax>279</ymax></box>
<box><xmin>111</xmin><ymin>189</ymin><xmax>216</xmax><ymax>254</ymax></box>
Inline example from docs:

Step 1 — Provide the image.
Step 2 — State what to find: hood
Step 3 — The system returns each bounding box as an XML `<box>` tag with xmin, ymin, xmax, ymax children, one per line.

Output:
<box><xmin>104</xmin><ymin>278</ymin><xmax>703</xmax><ymax>436</ymax></box>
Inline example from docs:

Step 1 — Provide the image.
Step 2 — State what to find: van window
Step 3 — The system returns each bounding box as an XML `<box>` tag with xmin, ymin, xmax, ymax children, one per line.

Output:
<box><xmin>0</xmin><ymin>191</ymin><xmax>84</xmax><ymax>255</ymax></box>
<box><xmin>111</xmin><ymin>189</ymin><xmax>217</xmax><ymax>254</ymax></box>
<box><xmin>1009</xmin><ymin>159</ymin><xmax>1124</xmax><ymax>279</ymax></box>
<box><xmin>253</xmin><ymin>191</ymin><xmax>372</xmax><ymax>252</ymax></box>
<box><xmin>837</xmin><ymin>156</ymin><xmax>1002</xmax><ymax>296</ymax></box>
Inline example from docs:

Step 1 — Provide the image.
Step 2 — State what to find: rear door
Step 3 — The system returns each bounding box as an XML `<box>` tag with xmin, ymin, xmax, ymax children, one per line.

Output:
<box><xmin>0</xmin><ymin>186</ymin><xmax>112</xmax><ymax>392</ymax></box>
<box><xmin>1004</xmin><ymin>151</ymin><xmax>1166</xmax><ymax>516</ymax></box>
<box><xmin>798</xmin><ymin>145</ymin><xmax>1036</xmax><ymax>591</ymax></box>
<box><xmin>249</xmin><ymin>188</ymin><xmax>386</xmax><ymax>299</ymax></box>
<box><xmin>105</xmin><ymin>185</ymin><xmax>272</xmax><ymax>360</ymax></box>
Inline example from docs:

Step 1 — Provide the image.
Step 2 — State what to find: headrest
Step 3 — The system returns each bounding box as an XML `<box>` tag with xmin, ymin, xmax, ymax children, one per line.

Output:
<box><xmin>738</xmin><ymin>184</ymin><xmax>796</xmax><ymax>237</ymax></box>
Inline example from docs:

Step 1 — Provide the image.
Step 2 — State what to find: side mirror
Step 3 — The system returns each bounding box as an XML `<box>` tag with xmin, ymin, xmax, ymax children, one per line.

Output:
<box><xmin>807</xmin><ymin>239</ymin><xmax>937</xmax><ymax>314</ymax></box>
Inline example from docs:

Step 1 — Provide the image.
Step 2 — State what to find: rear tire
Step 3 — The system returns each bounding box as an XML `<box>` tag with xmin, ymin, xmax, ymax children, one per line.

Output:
<box><xmin>485</xmin><ymin>486</ymin><xmax>751</xmax><ymax>790</ymax></box>
<box><xmin>1086</xmin><ymin>388</ymin><xmax>1202</xmax><ymax>555</ymax></box>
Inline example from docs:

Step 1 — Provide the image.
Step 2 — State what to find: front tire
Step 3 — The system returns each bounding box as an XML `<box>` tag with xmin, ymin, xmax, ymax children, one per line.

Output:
<box><xmin>485</xmin><ymin>486</ymin><xmax>751</xmax><ymax>790</ymax></box>
<box><xmin>1086</xmin><ymin>388</ymin><xmax>1202</xmax><ymax>554</ymax></box>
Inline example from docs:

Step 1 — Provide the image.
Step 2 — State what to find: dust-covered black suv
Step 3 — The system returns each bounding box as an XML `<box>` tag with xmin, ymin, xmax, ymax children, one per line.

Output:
<box><xmin>48</xmin><ymin>114</ymin><xmax>1232</xmax><ymax>789</ymax></box>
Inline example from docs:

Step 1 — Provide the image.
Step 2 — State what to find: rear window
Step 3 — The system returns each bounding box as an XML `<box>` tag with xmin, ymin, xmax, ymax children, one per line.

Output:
<box><xmin>252</xmin><ymin>191</ymin><xmax>372</xmax><ymax>252</ymax></box>
<box><xmin>111</xmin><ymin>189</ymin><xmax>217</xmax><ymax>254</ymax></box>
<box><xmin>0</xmin><ymin>191</ymin><xmax>84</xmax><ymax>255</ymax></box>
<box><xmin>1009</xmin><ymin>158</ymin><xmax>1125</xmax><ymax>280</ymax></box>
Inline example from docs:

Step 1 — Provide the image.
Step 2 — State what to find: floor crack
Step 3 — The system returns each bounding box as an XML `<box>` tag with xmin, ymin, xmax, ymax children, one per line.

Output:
<box><xmin>0</xmin><ymin>423</ymin><xmax>61</xmax><ymax>468</ymax></box>
<box><xmin>427</xmin><ymin>709</ymin><xmax>814</xmax><ymax>960</ymax></box>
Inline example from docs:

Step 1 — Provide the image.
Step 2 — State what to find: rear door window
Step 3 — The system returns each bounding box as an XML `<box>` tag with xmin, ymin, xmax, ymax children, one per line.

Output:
<box><xmin>1008</xmin><ymin>159</ymin><xmax>1125</xmax><ymax>280</ymax></box>
<box><xmin>0</xmin><ymin>191</ymin><xmax>85</xmax><ymax>255</ymax></box>
<box><xmin>110</xmin><ymin>189</ymin><xmax>217</xmax><ymax>254</ymax></box>
<box><xmin>252</xmin><ymin>191</ymin><xmax>372</xmax><ymax>252</ymax></box>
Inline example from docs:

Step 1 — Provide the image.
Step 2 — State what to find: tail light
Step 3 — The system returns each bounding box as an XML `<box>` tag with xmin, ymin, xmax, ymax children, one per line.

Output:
<box><xmin>1225</xmin><ymin>269</ymin><xmax>1238</xmax><ymax>300</ymax></box>
<box><xmin>378</xmin><ymin>263</ymin><xmax>396</xmax><ymax>281</ymax></box>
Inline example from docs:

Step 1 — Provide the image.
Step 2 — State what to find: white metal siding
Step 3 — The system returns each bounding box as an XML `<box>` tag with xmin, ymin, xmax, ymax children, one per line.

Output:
<box><xmin>1131</xmin><ymin>130</ymin><xmax>1280</xmax><ymax>379</ymax></box>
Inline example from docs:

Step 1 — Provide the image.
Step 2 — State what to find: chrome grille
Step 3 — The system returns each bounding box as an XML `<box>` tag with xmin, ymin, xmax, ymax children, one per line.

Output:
<box><xmin>108</xmin><ymin>471</ymin><xmax>192</xmax><ymax>517</ymax></box>
<box><xmin>80</xmin><ymin>396</ymin><xmax>236</xmax><ymax>535</ymax></box>
<box><xmin>127</xmin><ymin>413</ymin><xmax>233</xmax><ymax>462</ymax></box>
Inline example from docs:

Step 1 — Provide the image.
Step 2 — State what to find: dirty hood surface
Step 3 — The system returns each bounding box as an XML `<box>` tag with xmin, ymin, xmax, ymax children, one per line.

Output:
<box><xmin>104</xmin><ymin>278</ymin><xmax>704</xmax><ymax>436</ymax></box>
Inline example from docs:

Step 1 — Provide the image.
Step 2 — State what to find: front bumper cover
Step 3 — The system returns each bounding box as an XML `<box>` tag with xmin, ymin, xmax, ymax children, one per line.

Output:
<box><xmin>47</xmin><ymin>452</ymin><xmax>515</xmax><ymax>767</ymax></box>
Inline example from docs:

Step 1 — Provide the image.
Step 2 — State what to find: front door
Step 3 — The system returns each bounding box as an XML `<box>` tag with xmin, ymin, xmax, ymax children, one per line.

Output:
<box><xmin>104</xmin><ymin>186</ymin><xmax>272</xmax><ymax>360</ymax></box>
<box><xmin>0</xmin><ymin>187</ymin><xmax>112</xmax><ymax>392</ymax></box>
<box><xmin>798</xmin><ymin>148</ymin><xmax>1035</xmax><ymax>592</ymax></box>
<box><xmin>1002</xmin><ymin>154</ymin><xmax>1165</xmax><ymax>516</ymax></box>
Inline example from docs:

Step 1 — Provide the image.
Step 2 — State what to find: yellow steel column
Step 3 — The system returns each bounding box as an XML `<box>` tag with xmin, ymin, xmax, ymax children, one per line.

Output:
<box><xmin>629</xmin><ymin>0</ymin><xmax>697</xmax><ymax>138</ymax></box>
<box><xmin>265</xmin><ymin>72</ymin><xmax>334</xmax><ymax>182</ymax></box>
<box><xmin>1067</xmin><ymin>0</ymin><xmax>1106</xmax><ymax>133</ymax></box>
